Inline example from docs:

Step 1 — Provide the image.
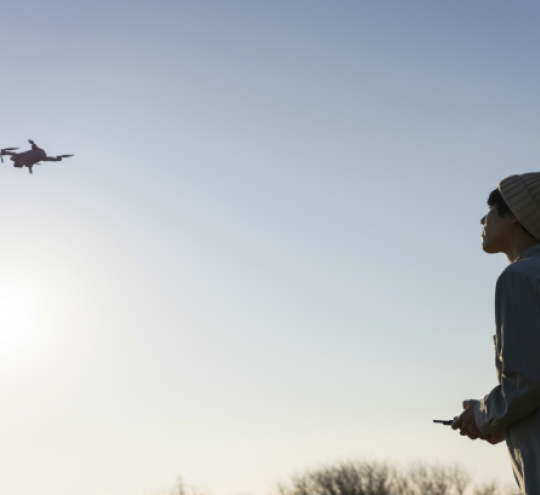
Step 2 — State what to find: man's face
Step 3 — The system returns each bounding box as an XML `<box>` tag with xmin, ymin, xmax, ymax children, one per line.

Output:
<box><xmin>480</xmin><ymin>206</ymin><xmax>514</xmax><ymax>253</ymax></box>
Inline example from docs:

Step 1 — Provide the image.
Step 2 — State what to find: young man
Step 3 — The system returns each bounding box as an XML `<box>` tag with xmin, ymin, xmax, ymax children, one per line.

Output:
<box><xmin>452</xmin><ymin>172</ymin><xmax>540</xmax><ymax>494</ymax></box>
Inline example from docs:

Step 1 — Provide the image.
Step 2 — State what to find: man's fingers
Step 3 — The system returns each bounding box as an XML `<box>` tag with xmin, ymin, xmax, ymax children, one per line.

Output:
<box><xmin>453</xmin><ymin>405</ymin><xmax>482</xmax><ymax>442</ymax></box>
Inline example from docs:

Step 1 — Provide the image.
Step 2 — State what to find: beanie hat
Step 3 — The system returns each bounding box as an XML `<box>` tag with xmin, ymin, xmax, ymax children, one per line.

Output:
<box><xmin>498</xmin><ymin>172</ymin><xmax>540</xmax><ymax>242</ymax></box>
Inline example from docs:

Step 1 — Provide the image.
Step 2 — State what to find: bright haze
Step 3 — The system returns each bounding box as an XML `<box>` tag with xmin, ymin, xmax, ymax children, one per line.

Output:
<box><xmin>0</xmin><ymin>1</ymin><xmax>537</xmax><ymax>494</ymax></box>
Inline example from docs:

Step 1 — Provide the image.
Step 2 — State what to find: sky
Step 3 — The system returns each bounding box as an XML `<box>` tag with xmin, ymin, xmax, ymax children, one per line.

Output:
<box><xmin>1</xmin><ymin>1</ymin><xmax>540</xmax><ymax>494</ymax></box>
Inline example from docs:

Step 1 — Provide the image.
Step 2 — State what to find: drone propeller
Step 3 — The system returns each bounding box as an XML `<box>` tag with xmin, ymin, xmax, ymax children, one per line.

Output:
<box><xmin>28</xmin><ymin>139</ymin><xmax>35</xmax><ymax>145</ymax></box>
<box><xmin>1</xmin><ymin>147</ymin><xmax>18</xmax><ymax>163</ymax></box>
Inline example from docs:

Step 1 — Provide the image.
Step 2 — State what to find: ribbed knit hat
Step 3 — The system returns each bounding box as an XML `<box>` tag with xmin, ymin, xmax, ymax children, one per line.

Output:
<box><xmin>498</xmin><ymin>172</ymin><xmax>540</xmax><ymax>242</ymax></box>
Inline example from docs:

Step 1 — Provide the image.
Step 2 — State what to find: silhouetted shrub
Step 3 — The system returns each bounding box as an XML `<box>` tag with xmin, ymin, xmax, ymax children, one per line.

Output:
<box><xmin>276</xmin><ymin>461</ymin><xmax>519</xmax><ymax>495</ymax></box>
<box><xmin>277</xmin><ymin>461</ymin><xmax>395</xmax><ymax>495</ymax></box>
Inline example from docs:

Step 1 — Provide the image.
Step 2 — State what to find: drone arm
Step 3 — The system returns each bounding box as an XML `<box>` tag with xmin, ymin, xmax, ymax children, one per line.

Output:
<box><xmin>43</xmin><ymin>154</ymin><xmax>73</xmax><ymax>162</ymax></box>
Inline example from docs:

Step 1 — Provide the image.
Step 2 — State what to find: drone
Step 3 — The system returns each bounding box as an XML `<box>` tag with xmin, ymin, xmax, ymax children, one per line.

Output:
<box><xmin>1</xmin><ymin>140</ymin><xmax>73</xmax><ymax>174</ymax></box>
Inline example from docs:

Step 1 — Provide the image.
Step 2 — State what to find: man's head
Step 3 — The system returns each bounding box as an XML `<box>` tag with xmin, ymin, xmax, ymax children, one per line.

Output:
<box><xmin>481</xmin><ymin>189</ymin><xmax>529</xmax><ymax>253</ymax></box>
<box><xmin>481</xmin><ymin>173</ymin><xmax>540</xmax><ymax>258</ymax></box>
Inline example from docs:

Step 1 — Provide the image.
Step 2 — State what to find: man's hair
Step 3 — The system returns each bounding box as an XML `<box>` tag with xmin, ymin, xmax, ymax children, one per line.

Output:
<box><xmin>487</xmin><ymin>189</ymin><xmax>513</xmax><ymax>217</ymax></box>
<box><xmin>488</xmin><ymin>188</ymin><xmax>535</xmax><ymax>238</ymax></box>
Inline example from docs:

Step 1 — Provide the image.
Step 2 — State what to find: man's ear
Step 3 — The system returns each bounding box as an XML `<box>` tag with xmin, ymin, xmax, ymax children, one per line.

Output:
<box><xmin>509</xmin><ymin>215</ymin><xmax>520</xmax><ymax>226</ymax></box>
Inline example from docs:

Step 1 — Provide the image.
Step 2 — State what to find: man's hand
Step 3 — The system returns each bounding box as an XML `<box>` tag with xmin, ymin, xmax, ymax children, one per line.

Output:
<box><xmin>452</xmin><ymin>399</ymin><xmax>506</xmax><ymax>444</ymax></box>
<box><xmin>452</xmin><ymin>399</ymin><xmax>482</xmax><ymax>439</ymax></box>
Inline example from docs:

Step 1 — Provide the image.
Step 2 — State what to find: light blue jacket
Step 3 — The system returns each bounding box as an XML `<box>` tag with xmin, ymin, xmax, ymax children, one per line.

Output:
<box><xmin>474</xmin><ymin>244</ymin><xmax>540</xmax><ymax>494</ymax></box>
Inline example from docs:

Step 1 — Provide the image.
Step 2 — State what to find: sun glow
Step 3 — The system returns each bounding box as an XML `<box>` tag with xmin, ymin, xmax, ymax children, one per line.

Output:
<box><xmin>0</xmin><ymin>282</ymin><xmax>39</xmax><ymax>358</ymax></box>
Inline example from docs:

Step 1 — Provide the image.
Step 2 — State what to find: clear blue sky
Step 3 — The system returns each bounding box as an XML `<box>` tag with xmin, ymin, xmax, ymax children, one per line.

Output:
<box><xmin>1</xmin><ymin>1</ymin><xmax>539</xmax><ymax>494</ymax></box>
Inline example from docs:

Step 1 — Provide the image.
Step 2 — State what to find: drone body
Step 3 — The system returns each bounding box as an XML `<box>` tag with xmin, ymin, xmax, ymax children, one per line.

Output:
<box><xmin>1</xmin><ymin>140</ymin><xmax>73</xmax><ymax>174</ymax></box>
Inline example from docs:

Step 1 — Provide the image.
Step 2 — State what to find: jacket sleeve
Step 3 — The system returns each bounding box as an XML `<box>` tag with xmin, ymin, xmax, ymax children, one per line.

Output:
<box><xmin>474</xmin><ymin>270</ymin><xmax>540</xmax><ymax>434</ymax></box>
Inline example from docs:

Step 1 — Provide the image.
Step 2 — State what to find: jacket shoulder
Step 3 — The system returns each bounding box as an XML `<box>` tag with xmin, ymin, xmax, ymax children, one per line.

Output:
<box><xmin>499</xmin><ymin>256</ymin><xmax>540</xmax><ymax>284</ymax></box>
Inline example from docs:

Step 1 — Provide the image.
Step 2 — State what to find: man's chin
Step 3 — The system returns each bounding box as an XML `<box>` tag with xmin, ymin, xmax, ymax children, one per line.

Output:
<box><xmin>482</xmin><ymin>239</ymin><xmax>498</xmax><ymax>254</ymax></box>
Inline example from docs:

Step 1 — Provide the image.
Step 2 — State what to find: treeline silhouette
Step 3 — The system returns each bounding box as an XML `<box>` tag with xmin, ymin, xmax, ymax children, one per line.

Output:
<box><xmin>146</xmin><ymin>460</ymin><xmax>519</xmax><ymax>495</ymax></box>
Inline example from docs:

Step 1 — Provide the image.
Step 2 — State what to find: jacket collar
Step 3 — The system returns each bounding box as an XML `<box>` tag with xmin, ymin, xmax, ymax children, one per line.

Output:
<box><xmin>516</xmin><ymin>244</ymin><xmax>540</xmax><ymax>262</ymax></box>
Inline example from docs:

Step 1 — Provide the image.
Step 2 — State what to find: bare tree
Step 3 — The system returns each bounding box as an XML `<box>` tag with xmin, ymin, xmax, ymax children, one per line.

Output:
<box><xmin>278</xmin><ymin>461</ymin><xmax>397</xmax><ymax>495</ymax></box>
<box><xmin>277</xmin><ymin>460</ymin><xmax>472</xmax><ymax>495</ymax></box>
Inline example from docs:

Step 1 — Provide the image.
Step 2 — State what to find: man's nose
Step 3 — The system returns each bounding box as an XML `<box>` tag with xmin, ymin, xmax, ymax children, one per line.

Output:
<box><xmin>480</xmin><ymin>215</ymin><xmax>486</xmax><ymax>225</ymax></box>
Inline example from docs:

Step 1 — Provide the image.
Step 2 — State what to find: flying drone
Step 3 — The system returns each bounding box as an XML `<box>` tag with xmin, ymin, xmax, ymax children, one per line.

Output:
<box><xmin>1</xmin><ymin>140</ymin><xmax>74</xmax><ymax>174</ymax></box>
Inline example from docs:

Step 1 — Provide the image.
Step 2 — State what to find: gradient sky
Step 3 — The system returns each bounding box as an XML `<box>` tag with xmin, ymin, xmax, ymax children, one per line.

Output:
<box><xmin>1</xmin><ymin>1</ymin><xmax>540</xmax><ymax>494</ymax></box>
